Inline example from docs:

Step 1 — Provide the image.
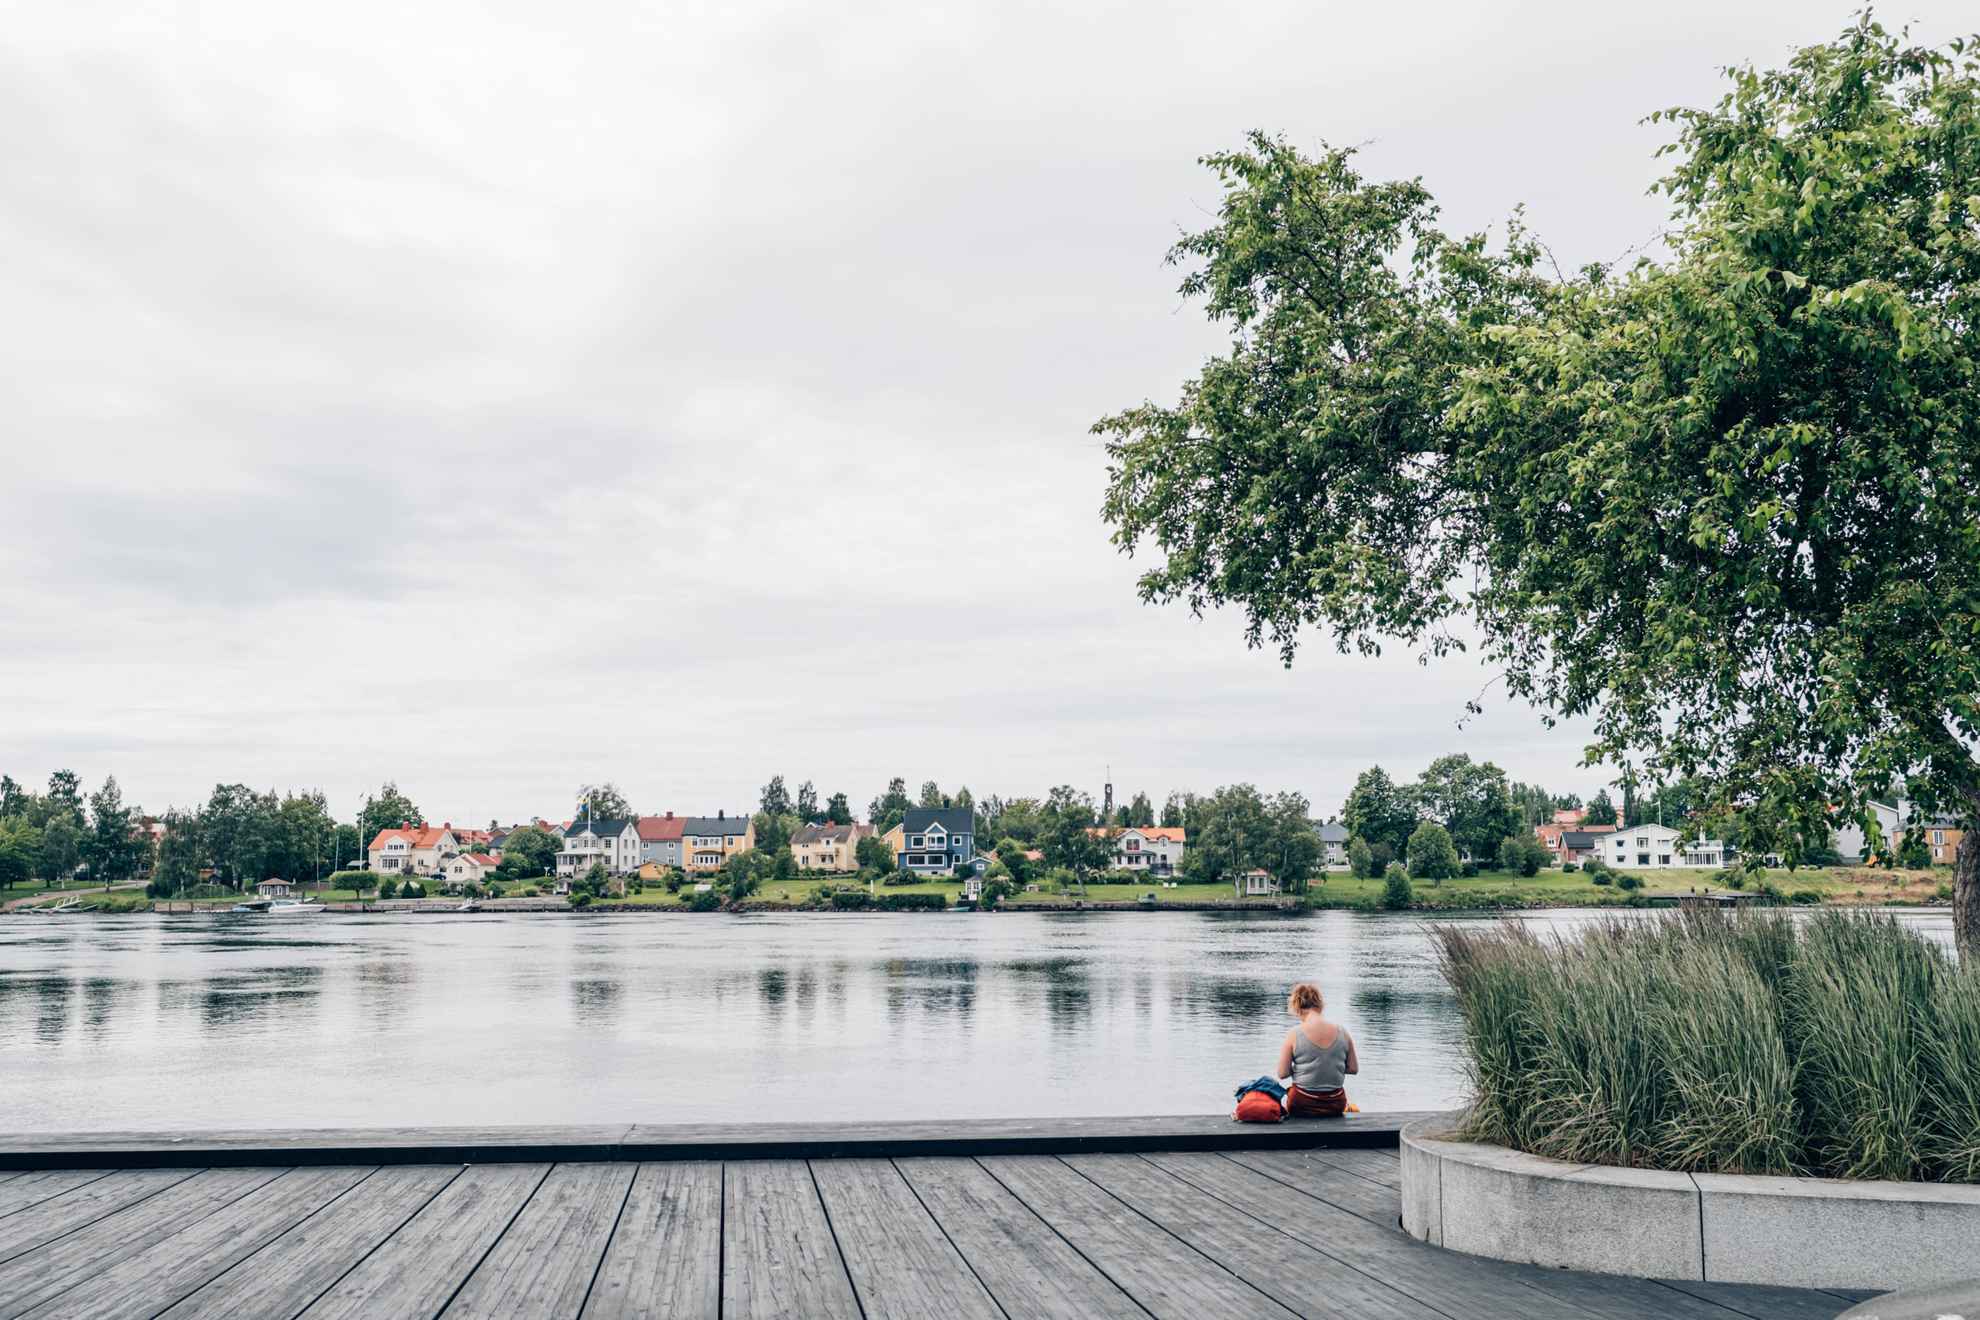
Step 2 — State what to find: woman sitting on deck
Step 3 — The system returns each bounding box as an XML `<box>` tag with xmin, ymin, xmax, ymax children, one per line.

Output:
<box><xmin>1276</xmin><ymin>982</ymin><xmax>1357</xmax><ymax>1117</ymax></box>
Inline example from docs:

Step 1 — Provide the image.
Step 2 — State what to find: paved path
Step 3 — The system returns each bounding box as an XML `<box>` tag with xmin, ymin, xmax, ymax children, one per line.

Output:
<box><xmin>0</xmin><ymin>883</ymin><xmax>145</xmax><ymax>913</ymax></box>
<box><xmin>0</xmin><ymin>1137</ymin><xmax>1865</xmax><ymax>1317</ymax></box>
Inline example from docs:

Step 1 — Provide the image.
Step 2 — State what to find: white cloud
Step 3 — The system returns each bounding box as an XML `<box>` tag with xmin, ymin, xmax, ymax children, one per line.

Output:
<box><xmin>1</xmin><ymin>0</ymin><xmax>1961</xmax><ymax>822</ymax></box>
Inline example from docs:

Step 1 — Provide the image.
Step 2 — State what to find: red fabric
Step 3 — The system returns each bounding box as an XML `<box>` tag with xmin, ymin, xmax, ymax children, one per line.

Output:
<box><xmin>1233</xmin><ymin>1090</ymin><xmax>1286</xmax><ymax>1123</ymax></box>
<box><xmin>1286</xmin><ymin>1084</ymin><xmax>1350</xmax><ymax>1118</ymax></box>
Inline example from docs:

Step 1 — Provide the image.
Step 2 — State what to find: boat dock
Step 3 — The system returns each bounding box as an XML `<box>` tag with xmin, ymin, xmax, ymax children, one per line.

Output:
<box><xmin>0</xmin><ymin>1116</ymin><xmax>1864</xmax><ymax>1318</ymax></box>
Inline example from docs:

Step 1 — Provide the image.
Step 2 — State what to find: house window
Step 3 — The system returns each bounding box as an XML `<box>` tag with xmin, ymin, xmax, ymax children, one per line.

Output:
<box><xmin>1658</xmin><ymin>855</ymin><xmax>1671</xmax><ymax>866</ymax></box>
<box><xmin>1638</xmin><ymin>854</ymin><xmax>1650</xmax><ymax>865</ymax></box>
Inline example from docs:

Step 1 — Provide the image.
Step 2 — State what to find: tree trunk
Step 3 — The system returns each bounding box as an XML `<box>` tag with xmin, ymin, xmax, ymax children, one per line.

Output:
<box><xmin>1957</xmin><ymin>823</ymin><xmax>1980</xmax><ymax>963</ymax></box>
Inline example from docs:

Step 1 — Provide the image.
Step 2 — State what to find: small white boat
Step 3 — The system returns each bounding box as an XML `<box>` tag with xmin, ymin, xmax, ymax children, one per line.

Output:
<box><xmin>456</xmin><ymin>899</ymin><xmax>481</xmax><ymax>913</ymax></box>
<box><xmin>266</xmin><ymin>899</ymin><xmax>323</xmax><ymax>916</ymax></box>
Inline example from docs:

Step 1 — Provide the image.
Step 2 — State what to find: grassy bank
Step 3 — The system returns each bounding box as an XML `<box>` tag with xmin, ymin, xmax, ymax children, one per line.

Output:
<box><xmin>1436</xmin><ymin>908</ymin><xmax>1980</xmax><ymax>1183</ymax></box>
<box><xmin>13</xmin><ymin>865</ymin><xmax>1952</xmax><ymax>914</ymax></box>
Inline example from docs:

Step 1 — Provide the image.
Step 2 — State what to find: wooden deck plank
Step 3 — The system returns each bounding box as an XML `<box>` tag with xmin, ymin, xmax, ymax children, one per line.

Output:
<box><xmin>13</xmin><ymin>1167</ymin><xmax>372</xmax><ymax>1320</ymax></box>
<box><xmin>1062</xmin><ymin>1153</ymin><xmax>1440</xmax><ymax>1320</ymax></box>
<box><xmin>1211</xmin><ymin>1152</ymin><xmax>1792</xmax><ymax>1320</ymax></box>
<box><xmin>0</xmin><ymin>1168</ymin><xmax>283</xmax><ymax>1319</ymax></box>
<box><xmin>1138</xmin><ymin>1151</ymin><xmax>1596</xmax><ymax>1320</ymax></box>
<box><xmin>158</xmin><ymin>1165</ymin><xmax>462</xmax><ymax>1320</ymax></box>
<box><xmin>0</xmin><ymin>1113</ymin><xmax>1426</xmax><ymax>1170</ymax></box>
<box><xmin>894</xmin><ymin>1157</ymin><xmax>1148</xmax><ymax>1320</ymax></box>
<box><xmin>1658</xmin><ymin>1278</ymin><xmax>1864</xmax><ymax>1320</ymax></box>
<box><xmin>720</xmin><ymin>1160</ymin><xmax>860</xmax><ymax>1320</ymax></box>
<box><xmin>810</xmin><ymin>1159</ymin><xmax>1004</xmax><ymax>1320</ymax></box>
<box><xmin>0</xmin><ymin>1175</ymin><xmax>113</xmax><ymax>1227</ymax></box>
<box><xmin>1305</xmin><ymin>1147</ymin><xmax>1402</xmax><ymax>1189</ymax></box>
<box><xmin>978</xmin><ymin>1155</ymin><xmax>1301</xmax><ymax>1320</ymax></box>
<box><xmin>579</xmin><ymin>1162</ymin><xmax>721</xmax><ymax>1320</ymax></box>
<box><xmin>1221</xmin><ymin>1150</ymin><xmax>1403</xmax><ymax>1227</ymax></box>
<box><xmin>297</xmin><ymin>1163</ymin><xmax>549</xmax><ymax>1320</ymax></box>
<box><xmin>444</xmin><ymin>1163</ymin><xmax>634</xmax><ymax>1319</ymax></box>
<box><xmin>0</xmin><ymin>1170</ymin><xmax>199</xmax><ymax>1267</ymax></box>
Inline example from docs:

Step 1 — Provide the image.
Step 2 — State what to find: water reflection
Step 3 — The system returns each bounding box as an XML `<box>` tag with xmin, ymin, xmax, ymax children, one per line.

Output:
<box><xmin>1</xmin><ymin>909</ymin><xmax>1948</xmax><ymax>1132</ymax></box>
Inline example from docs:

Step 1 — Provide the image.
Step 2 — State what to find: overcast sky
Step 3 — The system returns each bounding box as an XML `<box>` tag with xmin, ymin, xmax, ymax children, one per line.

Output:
<box><xmin>2</xmin><ymin>1</ymin><xmax>1969</xmax><ymax>827</ymax></box>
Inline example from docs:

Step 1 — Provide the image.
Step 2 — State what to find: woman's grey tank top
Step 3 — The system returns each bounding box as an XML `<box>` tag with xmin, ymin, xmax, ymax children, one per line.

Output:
<box><xmin>1291</xmin><ymin>1025</ymin><xmax>1350</xmax><ymax>1091</ymax></box>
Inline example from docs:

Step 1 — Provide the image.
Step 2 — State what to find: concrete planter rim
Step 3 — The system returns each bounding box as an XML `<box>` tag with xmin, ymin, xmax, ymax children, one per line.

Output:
<box><xmin>1401</xmin><ymin>1115</ymin><xmax>1980</xmax><ymax>1292</ymax></box>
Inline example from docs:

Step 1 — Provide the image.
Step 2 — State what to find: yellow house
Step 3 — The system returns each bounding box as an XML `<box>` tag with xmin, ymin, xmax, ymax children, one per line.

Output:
<box><xmin>793</xmin><ymin>823</ymin><xmax>871</xmax><ymax>872</ymax></box>
<box><xmin>682</xmin><ymin>814</ymin><xmax>755</xmax><ymax>872</ymax></box>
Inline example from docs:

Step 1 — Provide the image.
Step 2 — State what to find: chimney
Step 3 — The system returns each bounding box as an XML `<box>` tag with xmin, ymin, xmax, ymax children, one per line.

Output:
<box><xmin>718</xmin><ymin>809</ymin><xmax>726</xmax><ymax>820</ymax></box>
<box><xmin>665</xmin><ymin>811</ymin><xmax>673</xmax><ymax>819</ymax></box>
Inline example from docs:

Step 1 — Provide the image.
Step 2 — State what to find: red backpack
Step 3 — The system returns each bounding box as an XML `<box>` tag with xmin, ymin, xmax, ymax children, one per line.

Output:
<box><xmin>1233</xmin><ymin>1088</ymin><xmax>1285</xmax><ymax>1123</ymax></box>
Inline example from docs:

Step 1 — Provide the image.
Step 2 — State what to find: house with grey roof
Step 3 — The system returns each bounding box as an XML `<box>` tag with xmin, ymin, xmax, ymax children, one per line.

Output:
<box><xmin>1317</xmin><ymin>821</ymin><xmax>1350</xmax><ymax>869</ymax></box>
<box><xmin>890</xmin><ymin>807</ymin><xmax>978</xmax><ymax>877</ymax></box>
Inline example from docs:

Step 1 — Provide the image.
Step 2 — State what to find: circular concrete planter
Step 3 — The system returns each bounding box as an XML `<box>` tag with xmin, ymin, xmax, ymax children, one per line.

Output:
<box><xmin>1401</xmin><ymin>1117</ymin><xmax>1980</xmax><ymax>1292</ymax></box>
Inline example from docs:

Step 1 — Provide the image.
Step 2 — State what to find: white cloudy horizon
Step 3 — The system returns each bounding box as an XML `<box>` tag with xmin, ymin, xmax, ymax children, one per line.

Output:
<box><xmin>3</xmin><ymin>0</ymin><xmax>1969</xmax><ymax>827</ymax></box>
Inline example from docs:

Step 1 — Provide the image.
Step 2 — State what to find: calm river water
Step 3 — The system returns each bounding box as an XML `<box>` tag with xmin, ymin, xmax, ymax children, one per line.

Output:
<box><xmin>0</xmin><ymin>908</ymin><xmax>1954</xmax><ymax>1131</ymax></box>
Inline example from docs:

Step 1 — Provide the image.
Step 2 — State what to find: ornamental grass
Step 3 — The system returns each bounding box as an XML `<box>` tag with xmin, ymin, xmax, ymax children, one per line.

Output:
<box><xmin>1434</xmin><ymin>909</ymin><xmax>1980</xmax><ymax>1183</ymax></box>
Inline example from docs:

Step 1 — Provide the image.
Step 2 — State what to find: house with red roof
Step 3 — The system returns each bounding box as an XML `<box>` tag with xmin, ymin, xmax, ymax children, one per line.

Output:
<box><xmin>1086</xmin><ymin>825</ymin><xmax>1187</xmax><ymax>877</ymax></box>
<box><xmin>637</xmin><ymin>813</ymin><xmax>686</xmax><ymax>869</ymax></box>
<box><xmin>367</xmin><ymin>824</ymin><xmax>459</xmax><ymax>878</ymax></box>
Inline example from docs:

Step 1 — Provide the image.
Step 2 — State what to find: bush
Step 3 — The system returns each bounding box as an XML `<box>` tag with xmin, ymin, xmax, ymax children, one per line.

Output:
<box><xmin>1347</xmin><ymin>836</ymin><xmax>1374</xmax><ymax>879</ymax></box>
<box><xmin>1789</xmin><ymin>889</ymin><xmax>1823</xmax><ymax>905</ymax></box>
<box><xmin>876</xmin><ymin>892</ymin><xmax>946</xmax><ymax>912</ymax></box>
<box><xmin>1382</xmin><ymin>862</ymin><xmax>1413</xmax><ymax>911</ymax></box>
<box><xmin>1561</xmin><ymin>861</ymin><xmax>1578</xmax><ymax>873</ymax></box>
<box><xmin>1407</xmin><ymin>822</ymin><xmax>1458</xmax><ymax>882</ymax></box>
<box><xmin>1434</xmin><ymin>910</ymin><xmax>1980</xmax><ymax>1183</ymax></box>
<box><xmin>686</xmin><ymin>888</ymin><xmax>724</xmax><ymax>912</ymax></box>
<box><xmin>1615</xmin><ymin>874</ymin><xmax>1642</xmax><ymax>892</ymax></box>
<box><xmin>1939</xmin><ymin>883</ymin><xmax>1956</xmax><ymax>901</ymax></box>
<box><xmin>568</xmin><ymin>891</ymin><xmax>592</xmax><ymax>908</ymax></box>
<box><xmin>327</xmin><ymin>870</ymin><xmax>372</xmax><ymax>893</ymax></box>
<box><xmin>1460</xmin><ymin>860</ymin><xmax>1480</xmax><ymax>879</ymax></box>
<box><xmin>377</xmin><ymin>878</ymin><xmax>400</xmax><ymax>900</ymax></box>
<box><xmin>828</xmin><ymin>889</ymin><xmax>873</xmax><ymax>910</ymax></box>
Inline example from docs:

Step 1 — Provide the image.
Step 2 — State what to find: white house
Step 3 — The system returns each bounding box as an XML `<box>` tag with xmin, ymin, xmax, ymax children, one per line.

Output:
<box><xmin>367</xmin><ymin>826</ymin><xmax>459</xmax><ymax>877</ymax></box>
<box><xmin>443</xmin><ymin>853</ymin><xmax>501</xmax><ymax>888</ymax></box>
<box><xmin>557</xmin><ymin>818</ymin><xmax>642</xmax><ymax>877</ymax></box>
<box><xmin>1602</xmin><ymin>825</ymin><xmax>1732</xmax><ymax>869</ymax></box>
<box><xmin>1090</xmin><ymin>826</ymin><xmax>1186</xmax><ymax>876</ymax></box>
<box><xmin>1316</xmin><ymin>822</ymin><xmax>1350</xmax><ymax>869</ymax></box>
<box><xmin>255</xmin><ymin>878</ymin><xmax>292</xmax><ymax>898</ymax></box>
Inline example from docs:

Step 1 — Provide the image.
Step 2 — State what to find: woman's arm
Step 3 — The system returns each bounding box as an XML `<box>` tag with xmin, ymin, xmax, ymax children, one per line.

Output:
<box><xmin>1344</xmin><ymin>1030</ymin><xmax>1360</xmax><ymax>1076</ymax></box>
<box><xmin>1275</xmin><ymin>1030</ymin><xmax>1295</xmax><ymax>1081</ymax></box>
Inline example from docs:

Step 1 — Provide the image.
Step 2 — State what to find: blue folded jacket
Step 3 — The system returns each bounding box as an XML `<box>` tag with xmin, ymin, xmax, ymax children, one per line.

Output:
<box><xmin>1234</xmin><ymin>1076</ymin><xmax>1287</xmax><ymax>1102</ymax></box>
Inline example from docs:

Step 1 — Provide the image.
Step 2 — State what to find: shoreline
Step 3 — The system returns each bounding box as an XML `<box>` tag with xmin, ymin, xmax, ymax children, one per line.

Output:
<box><xmin>18</xmin><ymin>894</ymin><xmax>1958</xmax><ymax>917</ymax></box>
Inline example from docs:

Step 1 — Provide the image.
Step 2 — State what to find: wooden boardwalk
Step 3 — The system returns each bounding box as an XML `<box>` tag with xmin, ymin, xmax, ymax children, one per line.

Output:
<box><xmin>0</xmin><ymin>1125</ymin><xmax>1866</xmax><ymax>1318</ymax></box>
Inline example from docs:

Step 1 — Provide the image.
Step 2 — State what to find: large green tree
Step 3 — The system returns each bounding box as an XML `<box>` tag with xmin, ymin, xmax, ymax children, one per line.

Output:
<box><xmin>1099</xmin><ymin>23</ymin><xmax>1980</xmax><ymax>953</ymax></box>
<box><xmin>1413</xmin><ymin>755</ymin><xmax>1521</xmax><ymax>862</ymax></box>
<box><xmin>39</xmin><ymin>815</ymin><xmax>81</xmax><ymax>883</ymax></box>
<box><xmin>497</xmin><ymin>825</ymin><xmax>558</xmax><ymax>879</ymax></box>
<box><xmin>868</xmin><ymin>778</ymin><xmax>913</xmax><ymax>832</ymax></box>
<box><xmin>357</xmin><ymin>782</ymin><xmax>423</xmax><ymax>846</ymax></box>
<box><xmin>1182</xmin><ymin>783</ymin><xmax>1322</xmax><ymax>890</ymax></box>
<box><xmin>0</xmin><ymin>819</ymin><xmax>38</xmax><ymax>890</ymax></box>
<box><xmin>1038</xmin><ymin>786</ymin><xmax>1111</xmax><ymax>887</ymax></box>
<box><xmin>83</xmin><ymin>775</ymin><xmax>145</xmax><ymax>885</ymax></box>
<box><xmin>579</xmin><ymin>782</ymin><xmax>631</xmax><ymax>820</ymax></box>
<box><xmin>1342</xmin><ymin>767</ymin><xmax>1418</xmax><ymax>861</ymax></box>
